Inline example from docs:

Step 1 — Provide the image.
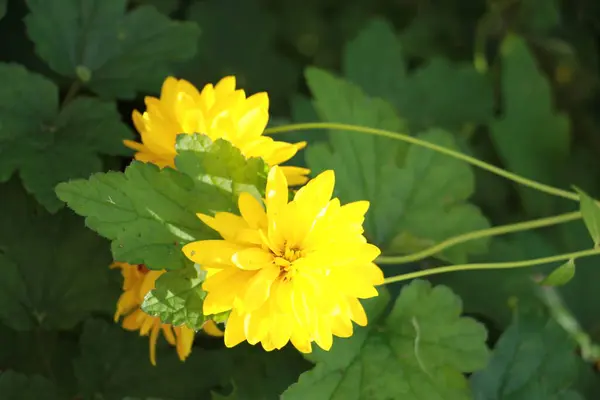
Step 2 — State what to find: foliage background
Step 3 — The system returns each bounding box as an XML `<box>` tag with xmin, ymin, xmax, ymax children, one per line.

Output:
<box><xmin>2</xmin><ymin>0</ymin><xmax>600</xmax><ymax>398</ymax></box>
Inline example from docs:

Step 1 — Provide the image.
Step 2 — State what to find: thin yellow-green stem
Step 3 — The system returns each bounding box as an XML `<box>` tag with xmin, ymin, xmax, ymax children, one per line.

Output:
<box><xmin>376</xmin><ymin>211</ymin><xmax>582</xmax><ymax>265</ymax></box>
<box><xmin>381</xmin><ymin>247</ymin><xmax>600</xmax><ymax>285</ymax></box>
<box><xmin>265</xmin><ymin>122</ymin><xmax>579</xmax><ymax>202</ymax></box>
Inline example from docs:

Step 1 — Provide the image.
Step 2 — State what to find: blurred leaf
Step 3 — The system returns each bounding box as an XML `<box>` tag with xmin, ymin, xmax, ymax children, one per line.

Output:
<box><xmin>0</xmin><ymin>181</ymin><xmax>116</xmax><ymax>331</ymax></box>
<box><xmin>74</xmin><ymin>319</ymin><xmax>225</xmax><ymax>399</ymax></box>
<box><xmin>517</xmin><ymin>0</ymin><xmax>561</xmax><ymax>34</ymax></box>
<box><xmin>283</xmin><ymin>281</ymin><xmax>490</xmax><ymax>399</ymax></box>
<box><xmin>56</xmin><ymin>134</ymin><xmax>267</xmax><ymax>270</ymax></box>
<box><xmin>141</xmin><ymin>266</ymin><xmax>208</xmax><ymax>330</ymax></box>
<box><xmin>575</xmin><ymin>187</ymin><xmax>600</xmax><ymax>247</ymax></box>
<box><xmin>0</xmin><ymin>0</ymin><xmax>6</xmax><ymax>20</ymax></box>
<box><xmin>137</xmin><ymin>0</ymin><xmax>180</xmax><ymax>15</ymax></box>
<box><xmin>183</xmin><ymin>0</ymin><xmax>298</xmax><ymax>113</ymax></box>
<box><xmin>344</xmin><ymin>18</ymin><xmax>494</xmax><ymax>132</ymax></box>
<box><xmin>540</xmin><ymin>259</ymin><xmax>576</xmax><ymax>287</ymax></box>
<box><xmin>0</xmin><ymin>63</ymin><xmax>133</xmax><ymax>212</ymax></box>
<box><xmin>470</xmin><ymin>307</ymin><xmax>583</xmax><ymax>399</ymax></box>
<box><xmin>24</xmin><ymin>0</ymin><xmax>199</xmax><ymax>99</ymax></box>
<box><xmin>0</xmin><ymin>371</ymin><xmax>58</xmax><ymax>400</ymax></box>
<box><xmin>489</xmin><ymin>35</ymin><xmax>571</xmax><ymax>216</ymax></box>
<box><xmin>304</xmin><ymin>67</ymin><xmax>489</xmax><ymax>260</ymax></box>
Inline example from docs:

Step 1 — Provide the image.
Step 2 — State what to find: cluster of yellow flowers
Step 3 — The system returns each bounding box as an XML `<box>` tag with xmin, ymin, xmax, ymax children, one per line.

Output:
<box><xmin>113</xmin><ymin>76</ymin><xmax>383</xmax><ymax>364</ymax></box>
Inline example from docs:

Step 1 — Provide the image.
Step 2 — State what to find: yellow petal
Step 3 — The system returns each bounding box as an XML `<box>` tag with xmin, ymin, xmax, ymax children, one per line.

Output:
<box><xmin>348</xmin><ymin>297</ymin><xmax>368</xmax><ymax>326</ymax></box>
<box><xmin>202</xmin><ymin>320</ymin><xmax>224</xmax><ymax>337</ymax></box>
<box><xmin>290</xmin><ymin>330</ymin><xmax>312</xmax><ymax>353</ymax></box>
<box><xmin>149</xmin><ymin>323</ymin><xmax>161</xmax><ymax>366</ymax></box>
<box><xmin>243</xmin><ymin>307</ymin><xmax>270</xmax><ymax>345</ymax></box>
<box><xmin>161</xmin><ymin>324</ymin><xmax>176</xmax><ymax>345</ymax></box>
<box><xmin>197</xmin><ymin>212</ymin><xmax>249</xmax><ymax>241</ymax></box>
<box><xmin>238</xmin><ymin>192</ymin><xmax>267</xmax><ymax>229</ymax></box>
<box><xmin>232</xmin><ymin>247</ymin><xmax>274</xmax><ymax>270</ymax></box>
<box><xmin>265</xmin><ymin>166</ymin><xmax>288</xmax><ymax>220</ymax></box>
<box><xmin>267</xmin><ymin>313</ymin><xmax>293</xmax><ymax>350</ymax></box>
<box><xmin>313</xmin><ymin>316</ymin><xmax>333</xmax><ymax>351</ymax></box>
<box><xmin>241</xmin><ymin>265</ymin><xmax>280</xmax><ymax>312</ymax></box>
<box><xmin>280</xmin><ymin>166</ymin><xmax>310</xmax><ymax>186</ymax></box>
<box><xmin>224</xmin><ymin>310</ymin><xmax>246</xmax><ymax>348</ymax></box>
<box><xmin>182</xmin><ymin>240</ymin><xmax>244</xmax><ymax>266</ymax></box>
<box><xmin>175</xmin><ymin>326</ymin><xmax>195</xmax><ymax>362</ymax></box>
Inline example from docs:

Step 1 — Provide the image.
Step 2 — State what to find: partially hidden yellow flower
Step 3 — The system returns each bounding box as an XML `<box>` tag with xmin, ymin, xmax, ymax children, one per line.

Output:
<box><xmin>182</xmin><ymin>166</ymin><xmax>384</xmax><ymax>353</ymax></box>
<box><xmin>111</xmin><ymin>262</ymin><xmax>224</xmax><ymax>366</ymax></box>
<box><xmin>124</xmin><ymin>76</ymin><xmax>310</xmax><ymax>186</ymax></box>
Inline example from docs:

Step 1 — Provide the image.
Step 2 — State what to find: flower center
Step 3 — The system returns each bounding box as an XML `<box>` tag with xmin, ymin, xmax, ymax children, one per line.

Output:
<box><xmin>273</xmin><ymin>245</ymin><xmax>303</xmax><ymax>282</ymax></box>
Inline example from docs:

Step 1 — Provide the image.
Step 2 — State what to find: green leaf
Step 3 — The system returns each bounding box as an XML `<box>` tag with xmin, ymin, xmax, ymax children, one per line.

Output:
<box><xmin>24</xmin><ymin>0</ymin><xmax>199</xmax><ymax>99</ymax></box>
<box><xmin>0</xmin><ymin>371</ymin><xmax>59</xmax><ymax>400</ymax></box>
<box><xmin>489</xmin><ymin>35</ymin><xmax>571</xmax><ymax>216</ymax></box>
<box><xmin>141</xmin><ymin>265</ymin><xmax>208</xmax><ymax>330</ymax></box>
<box><xmin>56</xmin><ymin>134</ymin><xmax>268</xmax><ymax>270</ymax></box>
<box><xmin>470</xmin><ymin>307</ymin><xmax>584</xmax><ymax>399</ymax></box>
<box><xmin>540</xmin><ymin>259</ymin><xmax>576</xmax><ymax>287</ymax></box>
<box><xmin>0</xmin><ymin>63</ymin><xmax>133</xmax><ymax>212</ymax></box>
<box><xmin>75</xmin><ymin>319</ymin><xmax>226</xmax><ymax>399</ymax></box>
<box><xmin>304</xmin><ymin>67</ymin><xmax>489</xmax><ymax>260</ymax></box>
<box><xmin>182</xmin><ymin>0</ymin><xmax>298</xmax><ymax>113</ymax></box>
<box><xmin>138</xmin><ymin>0</ymin><xmax>180</xmax><ymax>15</ymax></box>
<box><xmin>283</xmin><ymin>281</ymin><xmax>490</xmax><ymax>400</ymax></box>
<box><xmin>343</xmin><ymin>18</ymin><xmax>494</xmax><ymax>132</ymax></box>
<box><xmin>0</xmin><ymin>181</ymin><xmax>117</xmax><ymax>331</ymax></box>
<box><xmin>517</xmin><ymin>0</ymin><xmax>561</xmax><ymax>34</ymax></box>
<box><xmin>574</xmin><ymin>188</ymin><xmax>600</xmax><ymax>246</ymax></box>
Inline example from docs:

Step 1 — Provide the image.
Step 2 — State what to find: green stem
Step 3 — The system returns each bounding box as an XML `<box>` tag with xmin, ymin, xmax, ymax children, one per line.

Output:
<box><xmin>265</xmin><ymin>122</ymin><xmax>579</xmax><ymax>202</ymax></box>
<box><xmin>376</xmin><ymin>211</ymin><xmax>582</xmax><ymax>265</ymax></box>
<box><xmin>381</xmin><ymin>247</ymin><xmax>600</xmax><ymax>285</ymax></box>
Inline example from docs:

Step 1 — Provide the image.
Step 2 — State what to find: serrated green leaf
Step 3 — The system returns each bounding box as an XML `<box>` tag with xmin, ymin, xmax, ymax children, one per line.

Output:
<box><xmin>0</xmin><ymin>180</ymin><xmax>117</xmax><ymax>331</ymax></box>
<box><xmin>490</xmin><ymin>35</ymin><xmax>571</xmax><ymax>216</ymax></box>
<box><xmin>283</xmin><ymin>281</ymin><xmax>490</xmax><ymax>400</ymax></box>
<box><xmin>56</xmin><ymin>134</ymin><xmax>268</xmax><ymax>270</ymax></box>
<box><xmin>343</xmin><ymin>18</ymin><xmax>493</xmax><ymax>132</ymax></box>
<box><xmin>182</xmin><ymin>0</ymin><xmax>298</xmax><ymax>113</ymax></box>
<box><xmin>574</xmin><ymin>188</ymin><xmax>600</xmax><ymax>247</ymax></box>
<box><xmin>0</xmin><ymin>63</ymin><xmax>133</xmax><ymax>212</ymax></box>
<box><xmin>540</xmin><ymin>259</ymin><xmax>576</xmax><ymax>287</ymax></box>
<box><xmin>470</xmin><ymin>307</ymin><xmax>584</xmax><ymax>400</ymax></box>
<box><xmin>0</xmin><ymin>371</ymin><xmax>58</xmax><ymax>400</ymax></box>
<box><xmin>24</xmin><ymin>0</ymin><xmax>199</xmax><ymax>99</ymax></box>
<box><xmin>141</xmin><ymin>266</ymin><xmax>208</xmax><ymax>329</ymax></box>
<box><xmin>304</xmin><ymin>68</ymin><xmax>489</xmax><ymax>260</ymax></box>
<box><xmin>175</xmin><ymin>134</ymin><xmax>270</xmax><ymax>213</ymax></box>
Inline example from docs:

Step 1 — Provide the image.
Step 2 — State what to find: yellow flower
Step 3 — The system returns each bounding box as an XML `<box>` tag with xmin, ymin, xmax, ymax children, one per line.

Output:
<box><xmin>124</xmin><ymin>76</ymin><xmax>310</xmax><ymax>186</ymax></box>
<box><xmin>182</xmin><ymin>166</ymin><xmax>384</xmax><ymax>353</ymax></box>
<box><xmin>111</xmin><ymin>262</ymin><xmax>224</xmax><ymax>366</ymax></box>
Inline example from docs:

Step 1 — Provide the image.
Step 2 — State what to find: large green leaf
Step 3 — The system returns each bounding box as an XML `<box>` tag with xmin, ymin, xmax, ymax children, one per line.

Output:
<box><xmin>0</xmin><ymin>371</ymin><xmax>58</xmax><ymax>400</ymax></box>
<box><xmin>24</xmin><ymin>0</ymin><xmax>199</xmax><ymax>99</ymax></box>
<box><xmin>0</xmin><ymin>63</ymin><xmax>133</xmax><ymax>212</ymax></box>
<box><xmin>343</xmin><ymin>18</ymin><xmax>494</xmax><ymax>132</ymax></box>
<box><xmin>56</xmin><ymin>134</ymin><xmax>268</xmax><ymax>270</ymax></box>
<box><xmin>0</xmin><ymin>180</ymin><xmax>116</xmax><ymax>331</ymax></box>
<box><xmin>283</xmin><ymin>281</ymin><xmax>490</xmax><ymax>400</ymax></box>
<box><xmin>471</xmin><ymin>307</ymin><xmax>583</xmax><ymax>399</ymax></box>
<box><xmin>304</xmin><ymin>67</ymin><xmax>489</xmax><ymax>261</ymax></box>
<box><xmin>489</xmin><ymin>35</ymin><xmax>571</xmax><ymax>216</ymax></box>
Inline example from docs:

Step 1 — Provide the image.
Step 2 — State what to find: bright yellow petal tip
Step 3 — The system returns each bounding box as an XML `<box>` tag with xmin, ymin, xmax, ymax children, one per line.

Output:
<box><xmin>182</xmin><ymin>166</ymin><xmax>383</xmax><ymax>353</ymax></box>
<box><xmin>126</xmin><ymin>76</ymin><xmax>309</xmax><ymax>184</ymax></box>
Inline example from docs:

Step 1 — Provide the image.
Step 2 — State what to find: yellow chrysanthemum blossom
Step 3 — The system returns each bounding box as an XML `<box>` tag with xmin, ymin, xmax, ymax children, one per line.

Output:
<box><xmin>124</xmin><ymin>76</ymin><xmax>310</xmax><ymax>186</ymax></box>
<box><xmin>111</xmin><ymin>262</ymin><xmax>224</xmax><ymax>366</ymax></box>
<box><xmin>182</xmin><ymin>166</ymin><xmax>384</xmax><ymax>353</ymax></box>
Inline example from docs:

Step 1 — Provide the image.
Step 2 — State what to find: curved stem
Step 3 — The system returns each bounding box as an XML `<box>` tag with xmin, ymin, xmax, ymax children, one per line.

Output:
<box><xmin>265</xmin><ymin>123</ymin><xmax>579</xmax><ymax>202</ymax></box>
<box><xmin>376</xmin><ymin>211</ymin><xmax>582</xmax><ymax>265</ymax></box>
<box><xmin>381</xmin><ymin>247</ymin><xmax>600</xmax><ymax>285</ymax></box>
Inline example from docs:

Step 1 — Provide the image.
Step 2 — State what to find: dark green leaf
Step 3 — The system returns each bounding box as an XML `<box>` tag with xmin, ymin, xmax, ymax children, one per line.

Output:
<box><xmin>182</xmin><ymin>0</ymin><xmax>298</xmax><ymax>113</ymax></box>
<box><xmin>0</xmin><ymin>371</ymin><xmax>58</xmax><ymax>400</ymax></box>
<box><xmin>574</xmin><ymin>187</ymin><xmax>600</xmax><ymax>247</ymax></box>
<box><xmin>0</xmin><ymin>0</ymin><xmax>6</xmax><ymax>20</ymax></box>
<box><xmin>489</xmin><ymin>35</ymin><xmax>571</xmax><ymax>216</ymax></box>
<box><xmin>471</xmin><ymin>307</ymin><xmax>584</xmax><ymax>399</ymax></box>
<box><xmin>0</xmin><ymin>63</ymin><xmax>133</xmax><ymax>212</ymax></box>
<box><xmin>540</xmin><ymin>259</ymin><xmax>576</xmax><ymax>287</ymax></box>
<box><xmin>283</xmin><ymin>281</ymin><xmax>490</xmax><ymax>400</ymax></box>
<box><xmin>344</xmin><ymin>18</ymin><xmax>494</xmax><ymax>132</ymax></box>
<box><xmin>0</xmin><ymin>181</ymin><xmax>116</xmax><ymax>331</ymax></box>
<box><xmin>56</xmin><ymin>134</ymin><xmax>267</xmax><ymax>270</ymax></box>
<box><xmin>138</xmin><ymin>0</ymin><xmax>180</xmax><ymax>15</ymax></box>
<box><xmin>304</xmin><ymin>67</ymin><xmax>489</xmax><ymax>260</ymax></box>
<box><xmin>24</xmin><ymin>0</ymin><xmax>199</xmax><ymax>99</ymax></box>
<box><xmin>141</xmin><ymin>265</ymin><xmax>208</xmax><ymax>330</ymax></box>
